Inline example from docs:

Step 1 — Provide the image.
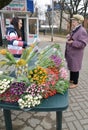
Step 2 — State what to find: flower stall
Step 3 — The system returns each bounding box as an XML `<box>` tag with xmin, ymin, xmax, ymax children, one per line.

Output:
<box><xmin>0</xmin><ymin>43</ymin><xmax>69</xmax><ymax>109</ymax></box>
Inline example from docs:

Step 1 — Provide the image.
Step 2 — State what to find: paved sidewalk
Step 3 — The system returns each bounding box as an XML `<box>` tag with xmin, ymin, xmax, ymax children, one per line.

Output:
<box><xmin>0</xmin><ymin>34</ymin><xmax>88</xmax><ymax>130</ymax></box>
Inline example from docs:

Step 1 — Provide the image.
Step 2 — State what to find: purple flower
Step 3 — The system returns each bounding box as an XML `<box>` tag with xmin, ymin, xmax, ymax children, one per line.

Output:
<box><xmin>10</xmin><ymin>82</ymin><xmax>27</xmax><ymax>96</ymax></box>
<box><xmin>50</xmin><ymin>55</ymin><xmax>62</xmax><ymax>67</ymax></box>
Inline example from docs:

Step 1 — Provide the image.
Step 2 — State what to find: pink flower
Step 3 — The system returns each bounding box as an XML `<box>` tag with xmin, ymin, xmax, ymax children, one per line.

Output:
<box><xmin>59</xmin><ymin>67</ymin><xmax>68</xmax><ymax>79</ymax></box>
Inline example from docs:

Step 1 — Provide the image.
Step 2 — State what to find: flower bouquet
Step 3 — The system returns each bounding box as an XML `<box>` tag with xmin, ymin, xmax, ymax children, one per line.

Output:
<box><xmin>0</xmin><ymin>43</ymin><xmax>69</xmax><ymax>109</ymax></box>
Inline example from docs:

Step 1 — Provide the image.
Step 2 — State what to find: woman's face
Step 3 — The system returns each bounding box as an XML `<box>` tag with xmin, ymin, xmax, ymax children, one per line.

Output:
<box><xmin>18</xmin><ymin>19</ymin><xmax>22</xmax><ymax>29</ymax></box>
<box><xmin>71</xmin><ymin>19</ymin><xmax>79</xmax><ymax>29</ymax></box>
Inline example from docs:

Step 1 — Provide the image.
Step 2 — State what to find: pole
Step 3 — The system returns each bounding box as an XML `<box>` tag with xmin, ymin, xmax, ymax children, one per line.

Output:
<box><xmin>59</xmin><ymin>0</ymin><xmax>63</xmax><ymax>33</ymax></box>
<box><xmin>51</xmin><ymin>0</ymin><xmax>54</xmax><ymax>42</ymax></box>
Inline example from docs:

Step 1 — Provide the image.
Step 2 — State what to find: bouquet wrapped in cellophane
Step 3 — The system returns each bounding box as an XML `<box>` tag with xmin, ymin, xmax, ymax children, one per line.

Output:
<box><xmin>0</xmin><ymin>43</ymin><xmax>69</xmax><ymax>109</ymax></box>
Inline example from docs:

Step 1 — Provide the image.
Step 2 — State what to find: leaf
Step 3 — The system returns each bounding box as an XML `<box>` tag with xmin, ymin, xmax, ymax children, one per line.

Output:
<box><xmin>6</xmin><ymin>52</ymin><xmax>16</xmax><ymax>63</ymax></box>
<box><xmin>0</xmin><ymin>75</ymin><xmax>14</xmax><ymax>80</ymax></box>
<box><xmin>55</xmin><ymin>80</ymin><xmax>69</xmax><ymax>94</ymax></box>
<box><xmin>16</xmin><ymin>76</ymin><xmax>29</xmax><ymax>82</ymax></box>
<box><xmin>0</xmin><ymin>60</ymin><xmax>7</xmax><ymax>67</ymax></box>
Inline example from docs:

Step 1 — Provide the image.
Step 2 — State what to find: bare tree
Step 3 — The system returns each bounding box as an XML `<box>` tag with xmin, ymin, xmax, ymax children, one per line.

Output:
<box><xmin>56</xmin><ymin>0</ymin><xmax>88</xmax><ymax>30</ymax></box>
<box><xmin>64</xmin><ymin>0</ymin><xmax>88</xmax><ymax>17</ymax></box>
<box><xmin>64</xmin><ymin>0</ymin><xmax>88</xmax><ymax>28</ymax></box>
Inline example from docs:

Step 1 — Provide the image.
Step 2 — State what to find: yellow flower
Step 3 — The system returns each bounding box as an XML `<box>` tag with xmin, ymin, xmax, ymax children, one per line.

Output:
<box><xmin>27</xmin><ymin>66</ymin><xmax>47</xmax><ymax>85</ymax></box>
<box><xmin>33</xmin><ymin>74</ymin><xmax>37</xmax><ymax>78</ymax></box>
<box><xmin>0</xmin><ymin>49</ymin><xmax>7</xmax><ymax>55</ymax></box>
<box><xmin>39</xmin><ymin>71</ymin><xmax>42</xmax><ymax>74</ymax></box>
<box><xmin>17</xmin><ymin>70</ymin><xmax>21</xmax><ymax>74</ymax></box>
<box><xmin>16</xmin><ymin>59</ymin><xmax>26</xmax><ymax>66</ymax></box>
<box><xmin>35</xmin><ymin>77</ymin><xmax>39</xmax><ymax>80</ymax></box>
<box><xmin>28</xmin><ymin>75</ymin><xmax>31</xmax><ymax>79</ymax></box>
<box><xmin>34</xmin><ymin>69</ymin><xmax>37</xmax><ymax>73</ymax></box>
<box><xmin>29</xmin><ymin>70</ymin><xmax>33</xmax><ymax>74</ymax></box>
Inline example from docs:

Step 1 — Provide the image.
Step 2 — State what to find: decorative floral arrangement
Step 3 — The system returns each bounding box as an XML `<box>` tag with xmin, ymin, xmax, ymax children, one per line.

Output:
<box><xmin>0</xmin><ymin>43</ymin><xmax>69</xmax><ymax>109</ymax></box>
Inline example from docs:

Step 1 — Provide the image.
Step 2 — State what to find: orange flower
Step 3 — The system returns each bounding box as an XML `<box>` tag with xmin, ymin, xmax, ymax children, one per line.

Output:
<box><xmin>0</xmin><ymin>49</ymin><xmax>7</xmax><ymax>55</ymax></box>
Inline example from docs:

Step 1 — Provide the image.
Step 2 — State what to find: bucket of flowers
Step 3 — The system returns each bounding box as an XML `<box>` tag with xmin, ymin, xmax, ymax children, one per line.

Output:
<box><xmin>0</xmin><ymin>43</ymin><xmax>69</xmax><ymax>109</ymax></box>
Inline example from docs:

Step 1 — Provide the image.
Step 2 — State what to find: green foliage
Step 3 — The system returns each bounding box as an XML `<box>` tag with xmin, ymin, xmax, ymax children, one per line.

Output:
<box><xmin>55</xmin><ymin>80</ymin><xmax>69</xmax><ymax>94</ymax></box>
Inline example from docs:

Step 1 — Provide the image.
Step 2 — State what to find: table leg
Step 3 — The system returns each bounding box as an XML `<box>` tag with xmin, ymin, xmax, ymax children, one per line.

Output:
<box><xmin>56</xmin><ymin>111</ymin><xmax>62</xmax><ymax>130</ymax></box>
<box><xmin>3</xmin><ymin>109</ymin><xmax>13</xmax><ymax>130</ymax></box>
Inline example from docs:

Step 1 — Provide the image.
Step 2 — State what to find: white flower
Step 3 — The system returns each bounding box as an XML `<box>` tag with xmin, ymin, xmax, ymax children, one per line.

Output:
<box><xmin>28</xmin><ymin>102</ymin><xmax>31</xmax><ymax>105</ymax></box>
<box><xmin>0</xmin><ymin>79</ymin><xmax>11</xmax><ymax>94</ymax></box>
<box><xmin>18</xmin><ymin>93</ymin><xmax>42</xmax><ymax>109</ymax></box>
<box><xmin>6</xmin><ymin>80</ymin><xmax>10</xmax><ymax>84</ymax></box>
<box><xmin>18</xmin><ymin>98</ymin><xmax>23</xmax><ymax>103</ymax></box>
<box><xmin>34</xmin><ymin>96</ymin><xmax>38</xmax><ymax>100</ymax></box>
<box><xmin>38</xmin><ymin>95</ymin><xmax>42</xmax><ymax>99</ymax></box>
<box><xmin>37</xmin><ymin>100</ymin><xmax>41</xmax><ymax>105</ymax></box>
<box><xmin>20</xmin><ymin>105</ymin><xmax>24</xmax><ymax>109</ymax></box>
<box><xmin>0</xmin><ymin>71</ymin><xmax>3</xmax><ymax>75</ymax></box>
<box><xmin>3</xmin><ymin>79</ymin><xmax>7</xmax><ymax>82</ymax></box>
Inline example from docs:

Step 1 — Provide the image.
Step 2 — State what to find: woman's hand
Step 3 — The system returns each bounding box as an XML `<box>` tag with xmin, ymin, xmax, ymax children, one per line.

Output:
<box><xmin>66</xmin><ymin>34</ymin><xmax>70</xmax><ymax>39</ymax></box>
<box><xmin>67</xmin><ymin>40</ymin><xmax>73</xmax><ymax>44</ymax></box>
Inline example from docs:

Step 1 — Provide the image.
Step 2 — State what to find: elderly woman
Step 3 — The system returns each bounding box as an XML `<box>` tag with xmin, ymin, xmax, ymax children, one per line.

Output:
<box><xmin>65</xmin><ymin>14</ymin><xmax>88</xmax><ymax>89</ymax></box>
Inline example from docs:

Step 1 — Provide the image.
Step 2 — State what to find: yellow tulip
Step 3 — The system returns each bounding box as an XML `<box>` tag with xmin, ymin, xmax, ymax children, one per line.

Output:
<box><xmin>0</xmin><ymin>49</ymin><xmax>7</xmax><ymax>55</ymax></box>
<box><xmin>34</xmin><ymin>69</ymin><xmax>37</xmax><ymax>73</ymax></box>
<box><xmin>28</xmin><ymin>75</ymin><xmax>31</xmax><ymax>78</ymax></box>
<box><xmin>29</xmin><ymin>70</ymin><xmax>33</xmax><ymax>74</ymax></box>
<box><xmin>16</xmin><ymin>59</ymin><xmax>26</xmax><ymax>66</ymax></box>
